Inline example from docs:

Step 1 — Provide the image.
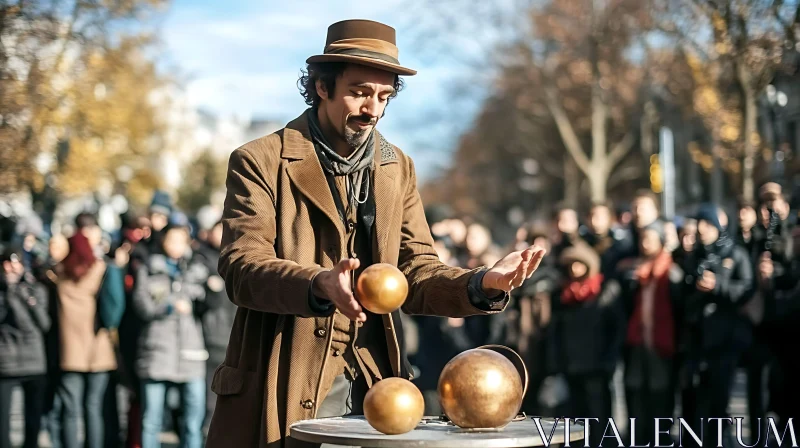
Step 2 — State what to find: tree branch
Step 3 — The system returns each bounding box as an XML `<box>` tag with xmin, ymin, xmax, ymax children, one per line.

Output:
<box><xmin>607</xmin><ymin>164</ymin><xmax>643</xmax><ymax>189</ymax></box>
<box><xmin>607</xmin><ymin>131</ymin><xmax>636</xmax><ymax>170</ymax></box>
<box><xmin>542</xmin><ymin>84</ymin><xmax>591</xmax><ymax>175</ymax></box>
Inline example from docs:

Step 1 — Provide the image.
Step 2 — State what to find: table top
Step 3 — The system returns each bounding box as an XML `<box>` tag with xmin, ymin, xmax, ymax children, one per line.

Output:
<box><xmin>289</xmin><ymin>416</ymin><xmax>586</xmax><ymax>447</ymax></box>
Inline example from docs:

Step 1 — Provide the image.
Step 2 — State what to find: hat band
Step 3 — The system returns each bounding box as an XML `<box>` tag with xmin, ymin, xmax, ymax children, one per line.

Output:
<box><xmin>324</xmin><ymin>38</ymin><xmax>400</xmax><ymax>65</ymax></box>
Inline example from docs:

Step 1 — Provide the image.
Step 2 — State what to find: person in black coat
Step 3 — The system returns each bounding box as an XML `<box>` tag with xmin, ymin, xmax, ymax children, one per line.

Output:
<box><xmin>549</xmin><ymin>243</ymin><xmax>625</xmax><ymax>447</ymax></box>
<box><xmin>581</xmin><ymin>201</ymin><xmax>628</xmax><ymax>278</ymax></box>
<box><xmin>193</xmin><ymin>220</ymin><xmax>235</xmax><ymax>427</ymax></box>
<box><xmin>0</xmin><ymin>246</ymin><xmax>50</xmax><ymax>448</ymax></box>
<box><xmin>680</xmin><ymin>204</ymin><xmax>754</xmax><ymax>447</ymax></box>
<box><xmin>550</xmin><ymin>205</ymin><xmax>584</xmax><ymax>261</ymax></box>
<box><xmin>513</xmin><ymin>226</ymin><xmax>561</xmax><ymax>415</ymax></box>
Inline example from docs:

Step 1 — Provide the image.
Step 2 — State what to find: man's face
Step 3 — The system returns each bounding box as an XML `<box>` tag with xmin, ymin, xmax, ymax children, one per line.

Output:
<box><xmin>739</xmin><ymin>206</ymin><xmax>757</xmax><ymax>232</ymax></box>
<box><xmin>317</xmin><ymin>64</ymin><xmax>395</xmax><ymax>149</ymax></box>
<box><xmin>150</xmin><ymin>213</ymin><xmax>168</xmax><ymax>232</ymax></box>
<box><xmin>466</xmin><ymin>224</ymin><xmax>491</xmax><ymax>256</ymax></box>
<box><xmin>589</xmin><ymin>206</ymin><xmax>612</xmax><ymax>235</ymax></box>
<box><xmin>761</xmin><ymin>198</ymin><xmax>789</xmax><ymax>224</ymax></box>
<box><xmin>163</xmin><ymin>228</ymin><xmax>190</xmax><ymax>260</ymax></box>
<box><xmin>209</xmin><ymin>224</ymin><xmax>223</xmax><ymax>250</ymax></box>
<box><xmin>569</xmin><ymin>261</ymin><xmax>588</xmax><ymax>280</ymax></box>
<box><xmin>632</xmin><ymin>197</ymin><xmax>658</xmax><ymax>229</ymax></box>
<box><xmin>49</xmin><ymin>234</ymin><xmax>69</xmax><ymax>263</ymax></box>
<box><xmin>557</xmin><ymin>209</ymin><xmax>579</xmax><ymax>235</ymax></box>
<box><xmin>640</xmin><ymin>229</ymin><xmax>663</xmax><ymax>258</ymax></box>
<box><xmin>697</xmin><ymin>220</ymin><xmax>720</xmax><ymax>246</ymax></box>
<box><xmin>81</xmin><ymin>225</ymin><xmax>103</xmax><ymax>249</ymax></box>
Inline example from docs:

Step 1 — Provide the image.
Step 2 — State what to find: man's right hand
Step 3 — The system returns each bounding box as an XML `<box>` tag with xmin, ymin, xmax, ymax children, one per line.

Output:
<box><xmin>312</xmin><ymin>258</ymin><xmax>367</xmax><ymax>323</ymax></box>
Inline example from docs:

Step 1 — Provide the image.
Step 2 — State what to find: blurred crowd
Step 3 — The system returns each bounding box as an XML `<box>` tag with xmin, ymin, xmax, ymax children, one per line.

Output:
<box><xmin>411</xmin><ymin>183</ymin><xmax>800</xmax><ymax>447</ymax></box>
<box><xmin>2</xmin><ymin>181</ymin><xmax>800</xmax><ymax>447</ymax></box>
<box><xmin>0</xmin><ymin>192</ymin><xmax>231</xmax><ymax>448</ymax></box>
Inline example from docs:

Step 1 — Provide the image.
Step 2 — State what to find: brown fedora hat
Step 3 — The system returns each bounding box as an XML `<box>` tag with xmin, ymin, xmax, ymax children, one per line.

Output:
<box><xmin>307</xmin><ymin>19</ymin><xmax>417</xmax><ymax>76</ymax></box>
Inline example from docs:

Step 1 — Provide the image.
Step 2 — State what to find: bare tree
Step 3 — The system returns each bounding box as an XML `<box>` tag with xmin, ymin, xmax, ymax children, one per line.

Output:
<box><xmin>653</xmin><ymin>0</ymin><xmax>800</xmax><ymax>201</ymax></box>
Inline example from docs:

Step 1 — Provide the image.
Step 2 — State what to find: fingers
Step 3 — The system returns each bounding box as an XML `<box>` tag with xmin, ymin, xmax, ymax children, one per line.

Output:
<box><xmin>526</xmin><ymin>248</ymin><xmax>546</xmax><ymax>278</ymax></box>
<box><xmin>329</xmin><ymin>259</ymin><xmax>365</xmax><ymax>322</ymax></box>
<box><xmin>336</xmin><ymin>258</ymin><xmax>361</xmax><ymax>273</ymax></box>
<box><xmin>336</xmin><ymin>289</ymin><xmax>366</xmax><ymax>322</ymax></box>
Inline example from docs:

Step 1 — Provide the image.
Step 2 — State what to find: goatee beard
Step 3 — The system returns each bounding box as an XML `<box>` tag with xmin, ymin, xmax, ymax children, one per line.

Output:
<box><xmin>344</xmin><ymin>127</ymin><xmax>371</xmax><ymax>148</ymax></box>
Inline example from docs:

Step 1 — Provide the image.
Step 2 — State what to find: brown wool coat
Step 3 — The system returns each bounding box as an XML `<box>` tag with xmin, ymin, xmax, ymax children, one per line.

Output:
<box><xmin>205</xmin><ymin>113</ymin><xmax>505</xmax><ymax>448</ymax></box>
<box><xmin>56</xmin><ymin>261</ymin><xmax>118</xmax><ymax>373</ymax></box>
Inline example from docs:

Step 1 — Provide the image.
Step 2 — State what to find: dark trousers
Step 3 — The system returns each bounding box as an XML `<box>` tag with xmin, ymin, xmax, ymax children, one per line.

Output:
<box><xmin>57</xmin><ymin>371</ymin><xmax>110</xmax><ymax>448</ymax></box>
<box><xmin>0</xmin><ymin>375</ymin><xmax>47</xmax><ymax>448</ymax></box>
<box><xmin>742</xmin><ymin>338</ymin><xmax>772</xmax><ymax>445</ymax></box>
<box><xmin>681</xmin><ymin>353</ymin><xmax>739</xmax><ymax>448</ymax></box>
<box><xmin>565</xmin><ymin>372</ymin><xmax>613</xmax><ymax>448</ymax></box>
<box><xmin>624</xmin><ymin>347</ymin><xmax>675</xmax><ymax>447</ymax></box>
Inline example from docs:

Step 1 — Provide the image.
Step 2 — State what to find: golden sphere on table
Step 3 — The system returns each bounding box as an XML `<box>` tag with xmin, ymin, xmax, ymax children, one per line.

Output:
<box><xmin>363</xmin><ymin>377</ymin><xmax>424</xmax><ymax>435</ymax></box>
<box><xmin>355</xmin><ymin>263</ymin><xmax>408</xmax><ymax>314</ymax></box>
<box><xmin>437</xmin><ymin>348</ymin><xmax>523</xmax><ymax>429</ymax></box>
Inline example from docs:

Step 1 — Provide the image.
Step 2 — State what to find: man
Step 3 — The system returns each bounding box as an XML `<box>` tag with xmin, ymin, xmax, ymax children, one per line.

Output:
<box><xmin>0</xmin><ymin>245</ymin><xmax>50</xmax><ymax>448</ymax></box>
<box><xmin>681</xmin><ymin>204</ymin><xmax>753</xmax><ymax>447</ymax></box>
<box><xmin>607</xmin><ymin>190</ymin><xmax>660</xmax><ymax>278</ymax></box>
<box><xmin>736</xmin><ymin>198</ymin><xmax>760</xmax><ymax>258</ymax></box>
<box><xmin>205</xmin><ymin>20</ymin><xmax>545</xmax><ymax>448</ymax></box>
<box><xmin>146</xmin><ymin>190</ymin><xmax>172</xmax><ymax>256</ymax></box>
<box><xmin>581</xmin><ymin>201</ymin><xmax>625</xmax><ymax>277</ymax></box>
<box><xmin>550</xmin><ymin>204</ymin><xmax>582</xmax><ymax>261</ymax></box>
<box><xmin>193</xmin><ymin>220</ymin><xmax>232</xmax><ymax>427</ymax></box>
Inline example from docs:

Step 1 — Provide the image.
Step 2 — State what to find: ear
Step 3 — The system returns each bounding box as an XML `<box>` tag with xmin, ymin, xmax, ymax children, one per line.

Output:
<box><xmin>315</xmin><ymin>79</ymin><xmax>329</xmax><ymax>101</ymax></box>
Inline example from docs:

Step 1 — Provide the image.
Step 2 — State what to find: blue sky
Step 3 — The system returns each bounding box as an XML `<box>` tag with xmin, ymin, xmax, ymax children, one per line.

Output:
<box><xmin>158</xmin><ymin>0</ymin><xmax>486</xmax><ymax>180</ymax></box>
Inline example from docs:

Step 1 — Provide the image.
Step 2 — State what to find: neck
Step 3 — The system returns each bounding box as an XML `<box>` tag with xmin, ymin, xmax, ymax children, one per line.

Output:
<box><xmin>316</xmin><ymin>108</ymin><xmax>354</xmax><ymax>158</ymax></box>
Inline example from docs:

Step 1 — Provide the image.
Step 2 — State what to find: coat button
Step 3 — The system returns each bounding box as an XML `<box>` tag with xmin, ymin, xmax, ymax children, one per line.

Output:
<box><xmin>315</xmin><ymin>328</ymin><xmax>327</xmax><ymax>337</ymax></box>
<box><xmin>301</xmin><ymin>399</ymin><xmax>314</xmax><ymax>409</ymax></box>
<box><xmin>332</xmin><ymin>349</ymin><xmax>342</xmax><ymax>357</ymax></box>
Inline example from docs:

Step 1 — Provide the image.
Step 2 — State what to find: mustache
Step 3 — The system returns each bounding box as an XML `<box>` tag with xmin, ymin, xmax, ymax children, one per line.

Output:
<box><xmin>349</xmin><ymin>115</ymin><xmax>377</xmax><ymax>125</ymax></box>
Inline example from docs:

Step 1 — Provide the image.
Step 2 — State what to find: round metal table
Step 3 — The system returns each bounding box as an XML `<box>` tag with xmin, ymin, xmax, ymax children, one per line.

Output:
<box><xmin>289</xmin><ymin>416</ymin><xmax>585</xmax><ymax>447</ymax></box>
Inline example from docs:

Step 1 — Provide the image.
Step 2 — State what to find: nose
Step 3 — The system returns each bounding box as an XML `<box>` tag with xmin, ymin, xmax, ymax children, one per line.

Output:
<box><xmin>360</xmin><ymin>95</ymin><xmax>380</xmax><ymax>119</ymax></box>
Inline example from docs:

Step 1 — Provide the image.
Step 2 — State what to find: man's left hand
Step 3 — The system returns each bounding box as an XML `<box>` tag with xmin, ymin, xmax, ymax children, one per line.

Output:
<box><xmin>482</xmin><ymin>245</ymin><xmax>547</xmax><ymax>296</ymax></box>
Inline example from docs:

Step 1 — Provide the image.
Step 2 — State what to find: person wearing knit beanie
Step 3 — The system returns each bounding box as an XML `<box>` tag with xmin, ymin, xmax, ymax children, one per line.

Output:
<box><xmin>694</xmin><ymin>203</ymin><xmax>723</xmax><ymax>232</ymax></box>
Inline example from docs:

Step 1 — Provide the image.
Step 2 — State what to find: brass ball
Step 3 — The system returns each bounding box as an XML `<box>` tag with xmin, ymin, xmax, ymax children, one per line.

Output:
<box><xmin>437</xmin><ymin>348</ymin><xmax>523</xmax><ymax>429</ymax></box>
<box><xmin>363</xmin><ymin>378</ymin><xmax>425</xmax><ymax>435</ymax></box>
<box><xmin>356</xmin><ymin>263</ymin><xmax>408</xmax><ymax>314</ymax></box>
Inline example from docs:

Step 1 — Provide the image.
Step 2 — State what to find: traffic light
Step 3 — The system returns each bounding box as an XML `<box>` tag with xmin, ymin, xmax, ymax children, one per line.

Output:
<box><xmin>649</xmin><ymin>154</ymin><xmax>662</xmax><ymax>193</ymax></box>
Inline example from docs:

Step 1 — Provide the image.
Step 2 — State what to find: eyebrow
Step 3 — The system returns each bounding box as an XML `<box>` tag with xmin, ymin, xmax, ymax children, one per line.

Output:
<box><xmin>352</xmin><ymin>82</ymin><xmax>395</xmax><ymax>95</ymax></box>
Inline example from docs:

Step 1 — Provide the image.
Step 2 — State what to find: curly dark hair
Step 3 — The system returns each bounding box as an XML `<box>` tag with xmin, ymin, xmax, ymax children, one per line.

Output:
<box><xmin>297</xmin><ymin>62</ymin><xmax>405</xmax><ymax>109</ymax></box>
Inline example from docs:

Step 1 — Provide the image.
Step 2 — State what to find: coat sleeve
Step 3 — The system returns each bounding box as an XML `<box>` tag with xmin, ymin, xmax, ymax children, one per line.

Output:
<box><xmin>28</xmin><ymin>284</ymin><xmax>51</xmax><ymax>332</ymax></box>
<box><xmin>713</xmin><ymin>248</ymin><xmax>754</xmax><ymax>307</ymax></box>
<box><xmin>218</xmin><ymin>146</ymin><xmax>326</xmax><ymax>317</ymax></box>
<box><xmin>397</xmin><ymin>157</ymin><xmax>508</xmax><ymax>317</ymax></box>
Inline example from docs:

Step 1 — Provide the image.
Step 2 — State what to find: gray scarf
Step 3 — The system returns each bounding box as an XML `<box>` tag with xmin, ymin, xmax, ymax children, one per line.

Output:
<box><xmin>306</xmin><ymin>108</ymin><xmax>375</xmax><ymax>222</ymax></box>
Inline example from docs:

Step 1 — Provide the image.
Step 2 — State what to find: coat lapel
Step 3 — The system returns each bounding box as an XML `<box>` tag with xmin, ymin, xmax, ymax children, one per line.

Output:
<box><xmin>373</xmin><ymin>132</ymin><xmax>400</xmax><ymax>263</ymax></box>
<box><xmin>282</xmin><ymin>114</ymin><xmax>344</xmax><ymax>235</ymax></box>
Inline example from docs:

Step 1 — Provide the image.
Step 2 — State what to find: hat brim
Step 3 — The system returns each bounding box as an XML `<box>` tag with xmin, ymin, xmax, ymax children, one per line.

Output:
<box><xmin>306</xmin><ymin>54</ymin><xmax>417</xmax><ymax>76</ymax></box>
